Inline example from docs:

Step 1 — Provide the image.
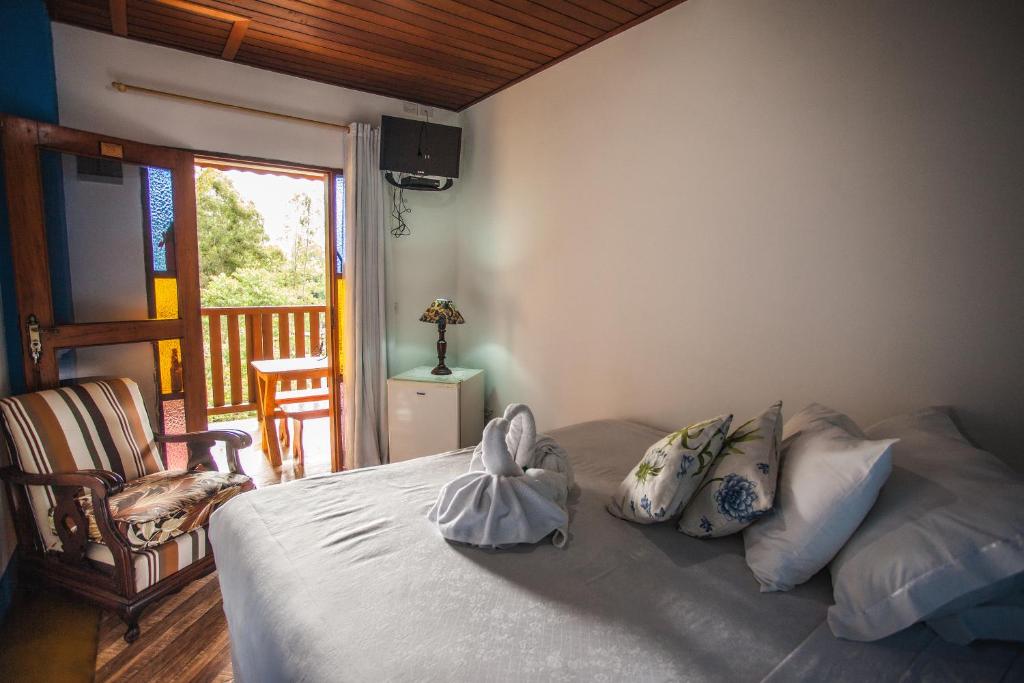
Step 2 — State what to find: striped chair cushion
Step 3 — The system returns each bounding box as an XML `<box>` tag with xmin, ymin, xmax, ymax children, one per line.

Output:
<box><xmin>87</xmin><ymin>526</ymin><xmax>210</xmax><ymax>593</ymax></box>
<box><xmin>0</xmin><ymin>378</ymin><xmax>164</xmax><ymax>551</ymax></box>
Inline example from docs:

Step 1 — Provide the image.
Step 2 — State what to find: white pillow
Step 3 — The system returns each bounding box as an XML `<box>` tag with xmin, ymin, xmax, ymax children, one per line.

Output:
<box><xmin>743</xmin><ymin>403</ymin><xmax>896</xmax><ymax>592</ymax></box>
<box><xmin>678</xmin><ymin>402</ymin><xmax>782</xmax><ymax>538</ymax></box>
<box><xmin>827</xmin><ymin>408</ymin><xmax>1024</xmax><ymax>642</ymax></box>
<box><xmin>607</xmin><ymin>414</ymin><xmax>732</xmax><ymax>524</ymax></box>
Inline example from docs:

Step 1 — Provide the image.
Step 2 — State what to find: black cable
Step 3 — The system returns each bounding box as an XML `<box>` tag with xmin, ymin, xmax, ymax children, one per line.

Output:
<box><xmin>390</xmin><ymin>178</ymin><xmax>411</xmax><ymax>237</ymax></box>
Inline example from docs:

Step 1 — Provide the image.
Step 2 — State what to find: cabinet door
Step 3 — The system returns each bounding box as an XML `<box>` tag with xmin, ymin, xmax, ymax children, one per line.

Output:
<box><xmin>388</xmin><ymin>380</ymin><xmax>460</xmax><ymax>462</ymax></box>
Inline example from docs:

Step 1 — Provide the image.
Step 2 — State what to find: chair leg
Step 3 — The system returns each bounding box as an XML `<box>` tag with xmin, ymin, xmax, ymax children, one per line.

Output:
<box><xmin>279</xmin><ymin>418</ymin><xmax>290</xmax><ymax>449</ymax></box>
<box><xmin>293</xmin><ymin>419</ymin><xmax>305</xmax><ymax>468</ymax></box>
<box><xmin>119</xmin><ymin>605</ymin><xmax>144</xmax><ymax>643</ymax></box>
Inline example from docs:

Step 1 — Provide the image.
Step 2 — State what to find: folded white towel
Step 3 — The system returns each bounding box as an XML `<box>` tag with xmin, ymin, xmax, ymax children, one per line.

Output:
<box><xmin>429</xmin><ymin>404</ymin><xmax>573</xmax><ymax>549</ymax></box>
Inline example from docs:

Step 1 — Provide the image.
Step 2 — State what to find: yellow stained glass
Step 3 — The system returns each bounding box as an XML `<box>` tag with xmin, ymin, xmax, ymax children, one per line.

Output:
<box><xmin>153</xmin><ymin>277</ymin><xmax>179</xmax><ymax>319</ymax></box>
<box><xmin>153</xmin><ymin>277</ymin><xmax>181</xmax><ymax>394</ymax></box>
<box><xmin>336</xmin><ymin>277</ymin><xmax>345</xmax><ymax>373</ymax></box>
<box><xmin>157</xmin><ymin>339</ymin><xmax>182</xmax><ymax>395</ymax></box>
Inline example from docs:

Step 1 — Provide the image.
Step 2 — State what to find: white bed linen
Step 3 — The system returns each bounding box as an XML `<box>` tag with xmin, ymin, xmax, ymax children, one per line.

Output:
<box><xmin>210</xmin><ymin>420</ymin><xmax>1023</xmax><ymax>682</ymax></box>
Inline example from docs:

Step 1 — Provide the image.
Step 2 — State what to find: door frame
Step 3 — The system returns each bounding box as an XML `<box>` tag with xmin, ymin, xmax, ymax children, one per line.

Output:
<box><xmin>182</xmin><ymin>152</ymin><xmax>345</xmax><ymax>472</ymax></box>
<box><xmin>0</xmin><ymin>115</ymin><xmax>207</xmax><ymax>431</ymax></box>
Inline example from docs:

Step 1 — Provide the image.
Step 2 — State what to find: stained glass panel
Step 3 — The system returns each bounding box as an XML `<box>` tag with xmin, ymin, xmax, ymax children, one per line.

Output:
<box><xmin>146</xmin><ymin>166</ymin><xmax>175</xmax><ymax>273</ymax></box>
<box><xmin>160</xmin><ymin>398</ymin><xmax>188</xmax><ymax>470</ymax></box>
<box><xmin>334</xmin><ymin>174</ymin><xmax>345</xmax><ymax>275</ymax></box>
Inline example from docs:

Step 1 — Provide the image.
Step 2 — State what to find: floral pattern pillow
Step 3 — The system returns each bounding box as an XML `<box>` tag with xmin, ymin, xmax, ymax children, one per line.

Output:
<box><xmin>677</xmin><ymin>402</ymin><xmax>782</xmax><ymax>538</ymax></box>
<box><xmin>607</xmin><ymin>414</ymin><xmax>733</xmax><ymax>524</ymax></box>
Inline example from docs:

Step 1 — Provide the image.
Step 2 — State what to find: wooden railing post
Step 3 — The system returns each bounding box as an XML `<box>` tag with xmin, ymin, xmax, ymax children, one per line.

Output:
<box><xmin>201</xmin><ymin>305</ymin><xmax>326</xmax><ymax>417</ymax></box>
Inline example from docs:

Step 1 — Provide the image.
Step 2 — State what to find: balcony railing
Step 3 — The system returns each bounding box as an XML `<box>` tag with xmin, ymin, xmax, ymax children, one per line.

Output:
<box><xmin>201</xmin><ymin>304</ymin><xmax>328</xmax><ymax>416</ymax></box>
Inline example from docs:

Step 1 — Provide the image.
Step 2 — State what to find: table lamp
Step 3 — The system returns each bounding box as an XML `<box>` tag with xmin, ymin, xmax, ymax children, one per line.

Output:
<box><xmin>419</xmin><ymin>298</ymin><xmax>465</xmax><ymax>375</ymax></box>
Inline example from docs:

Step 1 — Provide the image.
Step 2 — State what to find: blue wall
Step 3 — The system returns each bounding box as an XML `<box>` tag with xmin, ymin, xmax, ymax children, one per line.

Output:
<box><xmin>0</xmin><ymin>0</ymin><xmax>60</xmax><ymax>624</ymax></box>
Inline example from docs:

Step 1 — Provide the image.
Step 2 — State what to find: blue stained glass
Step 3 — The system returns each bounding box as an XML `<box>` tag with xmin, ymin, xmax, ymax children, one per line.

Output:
<box><xmin>146</xmin><ymin>167</ymin><xmax>175</xmax><ymax>272</ymax></box>
<box><xmin>335</xmin><ymin>174</ymin><xmax>346</xmax><ymax>275</ymax></box>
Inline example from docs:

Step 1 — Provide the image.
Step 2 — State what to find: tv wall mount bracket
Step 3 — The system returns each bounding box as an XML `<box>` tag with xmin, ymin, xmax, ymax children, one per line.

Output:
<box><xmin>384</xmin><ymin>172</ymin><xmax>454</xmax><ymax>192</ymax></box>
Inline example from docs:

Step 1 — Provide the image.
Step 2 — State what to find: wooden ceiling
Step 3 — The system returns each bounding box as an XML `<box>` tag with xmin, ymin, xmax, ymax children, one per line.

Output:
<box><xmin>47</xmin><ymin>0</ymin><xmax>685</xmax><ymax>111</ymax></box>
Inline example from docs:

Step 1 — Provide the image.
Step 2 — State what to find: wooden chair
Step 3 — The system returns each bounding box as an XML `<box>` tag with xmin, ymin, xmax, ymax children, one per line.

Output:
<box><xmin>277</xmin><ymin>400</ymin><xmax>329</xmax><ymax>467</ymax></box>
<box><xmin>0</xmin><ymin>378</ymin><xmax>254</xmax><ymax>642</ymax></box>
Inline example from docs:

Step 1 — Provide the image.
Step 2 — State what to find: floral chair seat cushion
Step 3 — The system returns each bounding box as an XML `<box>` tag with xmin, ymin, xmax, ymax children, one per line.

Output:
<box><xmin>50</xmin><ymin>470</ymin><xmax>254</xmax><ymax>550</ymax></box>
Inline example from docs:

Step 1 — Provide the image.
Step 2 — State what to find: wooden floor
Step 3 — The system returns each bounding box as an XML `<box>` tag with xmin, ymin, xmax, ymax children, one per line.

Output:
<box><xmin>96</xmin><ymin>572</ymin><xmax>232</xmax><ymax>682</ymax></box>
<box><xmin>95</xmin><ymin>416</ymin><xmax>333</xmax><ymax>681</ymax></box>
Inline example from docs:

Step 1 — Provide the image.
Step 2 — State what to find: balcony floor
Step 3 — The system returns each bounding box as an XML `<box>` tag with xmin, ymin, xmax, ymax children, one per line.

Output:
<box><xmin>210</xmin><ymin>415</ymin><xmax>333</xmax><ymax>487</ymax></box>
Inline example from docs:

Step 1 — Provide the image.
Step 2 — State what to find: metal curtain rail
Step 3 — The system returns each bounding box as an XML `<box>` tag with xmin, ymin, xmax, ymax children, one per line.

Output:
<box><xmin>111</xmin><ymin>81</ymin><xmax>351</xmax><ymax>133</ymax></box>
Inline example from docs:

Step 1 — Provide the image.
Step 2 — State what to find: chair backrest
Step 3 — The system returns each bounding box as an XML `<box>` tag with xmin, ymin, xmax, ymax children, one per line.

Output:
<box><xmin>0</xmin><ymin>378</ymin><xmax>164</xmax><ymax>551</ymax></box>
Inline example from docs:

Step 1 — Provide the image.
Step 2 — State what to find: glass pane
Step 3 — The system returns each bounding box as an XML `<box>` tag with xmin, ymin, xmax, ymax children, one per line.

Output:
<box><xmin>334</xmin><ymin>174</ymin><xmax>345</xmax><ymax>275</ymax></box>
<box><xmin>40</xmin><ymin>150</ymin><xmax>177</xmax><ymax>324</ymax></box>
<box><xmin>160</xmin><ymin>398</ymin><xmax>188</xmax><ymax>469</ymax></box>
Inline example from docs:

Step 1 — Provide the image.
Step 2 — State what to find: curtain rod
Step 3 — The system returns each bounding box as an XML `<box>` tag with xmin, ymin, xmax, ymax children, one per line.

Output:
<box><xmin>111</xmin><ymin>81</ymin><xmax>351</xmax><ymax>133</ymax></box>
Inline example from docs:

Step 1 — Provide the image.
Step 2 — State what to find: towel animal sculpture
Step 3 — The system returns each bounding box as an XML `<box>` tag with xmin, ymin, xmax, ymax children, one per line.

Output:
<box><xmin>428</xmin><ymin>404</ymin><xmax>574</xmax><ymax>549</ymax></box>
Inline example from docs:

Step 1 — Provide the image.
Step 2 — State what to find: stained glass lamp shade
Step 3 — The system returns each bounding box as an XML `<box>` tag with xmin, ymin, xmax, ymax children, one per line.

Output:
<box><xmin>420</xmin><ymin>299</ymin><xmax>464</xmax><ymax>375</ymax></box>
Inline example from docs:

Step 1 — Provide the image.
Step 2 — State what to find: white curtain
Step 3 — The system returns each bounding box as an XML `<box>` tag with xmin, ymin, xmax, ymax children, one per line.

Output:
<box><xmin>342</xmin><ymin>123</ymin><xmax>388</xmax><ymax>468</ymax></box>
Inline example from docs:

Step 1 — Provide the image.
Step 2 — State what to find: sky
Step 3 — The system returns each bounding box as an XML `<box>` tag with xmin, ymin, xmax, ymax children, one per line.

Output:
<box><xmin>206</xmin><ymin>168</ymin><xmax>327</xmax><ymax>252</ymax></box>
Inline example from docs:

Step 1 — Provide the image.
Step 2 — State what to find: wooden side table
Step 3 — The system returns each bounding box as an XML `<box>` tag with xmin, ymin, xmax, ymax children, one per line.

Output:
<box><xmin>250</xmin><ymin>356</ymin><xmax>329</xmax><ymax>467</ymax></box>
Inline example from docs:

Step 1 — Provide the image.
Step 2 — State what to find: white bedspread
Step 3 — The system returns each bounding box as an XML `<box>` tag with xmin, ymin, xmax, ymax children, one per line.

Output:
<box><xmin>210</xmin><ymin>420</ymin><xmax>1023</xmax><ymax>682</ymax></box>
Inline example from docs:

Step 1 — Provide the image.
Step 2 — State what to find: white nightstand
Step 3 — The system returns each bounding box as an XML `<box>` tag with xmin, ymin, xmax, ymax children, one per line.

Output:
<box><xmin>386</xmin><ymin>366</ymin><xmax>485</xmax><ymax>463</ymax></box>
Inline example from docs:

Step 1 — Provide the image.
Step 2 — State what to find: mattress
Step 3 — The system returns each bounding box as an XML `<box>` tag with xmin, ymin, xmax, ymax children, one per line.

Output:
<box><xmin>210</xmin><ymin>420</ymin><xmax>1023</xmax><ymax>682</ymax></box>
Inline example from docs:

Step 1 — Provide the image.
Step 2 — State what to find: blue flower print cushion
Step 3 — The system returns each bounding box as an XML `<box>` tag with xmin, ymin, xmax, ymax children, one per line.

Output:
<box><xmin>678</xmin><ymin>402</ymin><xmax>783</xmax><ymax>538</ymax></box>
<box><xmin>607</xmin><ymin>414</ymin><xmax>732</xmax><ymax>524</ymax></box>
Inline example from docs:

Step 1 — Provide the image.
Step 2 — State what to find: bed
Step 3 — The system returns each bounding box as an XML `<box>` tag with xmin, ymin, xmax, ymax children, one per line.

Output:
<box><xmin>209</xmin><ymin>420</ymin><xmax>1024</xmax><ymax>682</ymax></box>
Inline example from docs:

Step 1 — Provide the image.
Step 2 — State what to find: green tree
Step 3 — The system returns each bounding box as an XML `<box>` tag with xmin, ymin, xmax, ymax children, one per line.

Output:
<box><xmin>196</xmin><ymin>168</ymin><xmax>282</xmax><ymax>287</ymax></box>
<box><xmin>278</xmin><ymin>192</ymin><xmax>326</xmax><ymax>304</ymax></box>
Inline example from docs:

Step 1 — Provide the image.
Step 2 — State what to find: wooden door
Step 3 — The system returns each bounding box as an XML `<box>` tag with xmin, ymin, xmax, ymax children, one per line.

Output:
<box><xmin>1</xmin><ymin>116</ymin><xmax>206</xmax><ymax>456</ymax></box>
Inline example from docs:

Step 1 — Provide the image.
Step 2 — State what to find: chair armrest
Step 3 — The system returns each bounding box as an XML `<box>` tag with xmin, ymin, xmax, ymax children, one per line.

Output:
<box><xmin>0</xmin><ymin>465</ymin><xmax>134</xmax><ymax>565</ymax></box>
<box><xmin>155</xmin><ymin>430</ymin><xmax>252</xmax><ymax>474</ymax></box>
<box><xmin>0</xmin><ymin>466</ymin><xmax>125</xmax><ymax>498</ymax></box>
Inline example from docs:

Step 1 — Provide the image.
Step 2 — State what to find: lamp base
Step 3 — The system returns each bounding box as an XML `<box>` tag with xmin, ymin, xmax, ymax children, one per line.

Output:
<box><xmin>431</xmin><ymin>364</ymin><xmax>452</xmax><ymax>376</ymax></box>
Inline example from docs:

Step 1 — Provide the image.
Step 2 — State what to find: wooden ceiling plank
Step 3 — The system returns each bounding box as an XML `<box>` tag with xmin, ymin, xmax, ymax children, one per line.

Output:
<box><xmin>565</xmin><ymin>0</ymin><xmax>636</xmax><ymax>24</ymax></box>
<box><xmin>603</xmin><ymin>0</ymin><xmax>654</xmax><ymax>14</ymax></box>
<box><xmin>152</xmin><ymin>0</ymin><xmax>246</xmax><ymax>23</ymax></box>
<box><xmin>242</xmin><ymin>37</ymin><xmax>485</xmax><ymax>103</ymax></box>
<box><xmin>239</xmin><ymin>35</ymin><xmax>483</xmax><ymax>97</ymax></box>
<box><xmin>523</xmin><ymin>0</ymin><xmax>618</xmax><ymax>31</ymax></box>
<box><xmin>247</xmin><ymin>25</ymin><xmax>503</xmax><ymax>91</ymax></box>
<box><xmin>200</xmin><ymin>0</ymin><xmax>524</xmax><ymax>81</ymax></box>
<box><xmin>234</xmin><ymin>45</ymin><xmax>465</xmax><ymax>108</ymax></box>
<box><xmin>301</xmin><ymin>0</ymin><xmax>560</xmax><ymax>61</ymax></box>
<box><xmin>219</xmin><ymin>0</ymin><xmax>543</xmax><ymax>71</ymax></box>
<box><xmin>109</xmin><ymin>0</ymin><xmax>127</xmax><ymax>35</ymax></box>
<box><xmin>472</xmin><ymin>0</ymin><xmax>603</xmax><ymax>39</ymax></box>
<box><xmin>222</xmin><ymin>18</ymin><xmax>250</xmax><ymax>59</ymax></box>
<box><xmin>251</xmin><ymin>22</ymin><xmax>508</xmax><ymax>88</ymax></box>
<box><xmin>404</xmin><ymin>0</ymin><xmax>583</xmax><ymax>51</ymax></box>
<box><xmin>247</xmin><ymin>29</ymin><xmax>489</xmax><ymax>96</ymax></box>
<box><xmin>120</xmin><ymin>21</ymin><xmax>228</xmax><ymax>56</ymax></box>
<box><xmin>130</xmin><ymin>3</ymin><xmax>232</xmax><ymax>39</ymax></box>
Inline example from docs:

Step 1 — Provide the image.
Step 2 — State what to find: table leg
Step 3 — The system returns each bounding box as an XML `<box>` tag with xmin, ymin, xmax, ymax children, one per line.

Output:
<box><xmin>256</xmin><ymin>374</ymin><xmax>269</xmax><ymax>455</ymax></box>
<box><xmin>256</xmin><ymin>373</ymin><xmax>283</xmax><ymax>468</ymax></box>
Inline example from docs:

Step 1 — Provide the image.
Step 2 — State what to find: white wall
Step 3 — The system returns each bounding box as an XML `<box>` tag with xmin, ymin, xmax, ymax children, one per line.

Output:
<box><xmin>51</xmin><ymin>23</ymin><xmax>462</xmax><ymax>376</ymax></box>
<box><xmin>456</xmin><ymin>0</ymin><xmax>1024</xmax><ymax>467</ymax></box>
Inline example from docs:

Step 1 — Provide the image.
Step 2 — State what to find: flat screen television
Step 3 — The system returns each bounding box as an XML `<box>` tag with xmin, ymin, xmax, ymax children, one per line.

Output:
<box><xmin>380</xmin><ymin>115</ymin><xmax>462</xmax><ymax>179</ymax></box>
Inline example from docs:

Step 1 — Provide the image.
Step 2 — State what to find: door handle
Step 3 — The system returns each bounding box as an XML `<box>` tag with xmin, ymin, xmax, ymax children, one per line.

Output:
<box><xmin>26</xmin><ymin>314</ymin><xmax>42</xmax><ymax>365</ymax></box>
